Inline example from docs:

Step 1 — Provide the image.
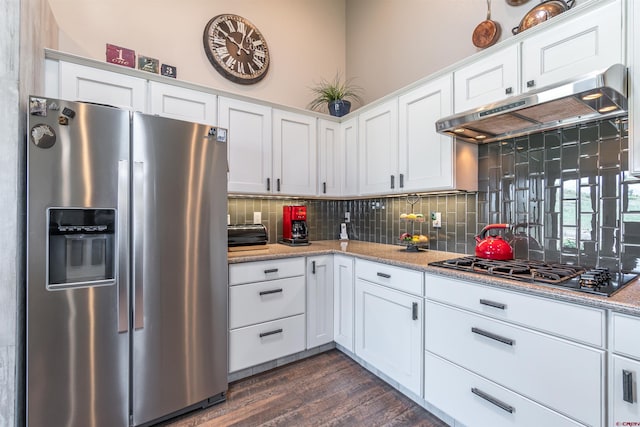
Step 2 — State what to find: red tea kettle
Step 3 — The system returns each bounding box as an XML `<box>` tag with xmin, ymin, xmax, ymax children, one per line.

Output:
<box><xmin>475</xmin><ymin>224</ymin><xmax>514</xmax><ymax>260</ymax></box>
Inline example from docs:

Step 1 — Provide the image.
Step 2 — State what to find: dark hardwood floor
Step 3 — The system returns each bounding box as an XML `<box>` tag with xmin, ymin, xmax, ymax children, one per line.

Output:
<box><xmin>162</xmin><ymin>350</ymin><xmax>448</xmax><ymax>427</ymax></box>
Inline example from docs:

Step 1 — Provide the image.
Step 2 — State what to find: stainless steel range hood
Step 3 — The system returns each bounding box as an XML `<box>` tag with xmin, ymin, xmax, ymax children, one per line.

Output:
<box><xmin>435</xmin><ymin>64</ymin><xmax>628</xmax><ymax>144</ymax></box>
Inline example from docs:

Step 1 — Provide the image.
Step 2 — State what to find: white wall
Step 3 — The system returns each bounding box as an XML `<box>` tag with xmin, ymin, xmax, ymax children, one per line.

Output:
<box><xmin>345</xmin><ymin>0</ymin><xmax>591</xmax><ymax>104</ymax></box>
<box><xmin>47</xmin><ymin>0</ymin><xmax>594</xmax><ymax>110</ymax></box>
<box><xmin>47</xmin><ymin>0</ymin><xmax>347</xmax><ymax>111</ymax></box>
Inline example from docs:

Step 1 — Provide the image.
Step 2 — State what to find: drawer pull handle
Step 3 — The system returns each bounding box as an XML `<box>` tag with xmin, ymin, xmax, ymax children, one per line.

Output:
<box><xmin>377</xmin><ymin>272</ymin><xmax>391</xmax><ymax>279</ymax></box>
<box><xmin>259</xmin><ymin>288</ymin><xmax>283</xmax><ymax>296</ymax></box>
<box><xmin>471</xmin><ymin>327</ymin><xmax>514</xmax><ymax>346</ymax></box>
<box><xmin>479</xmin><ymin>299</ymin><xmax>506</xmax><ymax>310</ymax></box>
<box><xmin>312</xmin><ymin>260</ymin><xmax>316</xmax><ymax>274</ymax></box>
<box><xmin>259</xmin><ymin>328</ymin><xmax>283</xmax><ymax>338</ymax></box>
<box><xmin>412</xmin><ymin>302</ymin><xmax>418</xmax><ymax>320</ymax></box>
<box><xmin>623</xmin><ymin>369</ymin><xmax>634</xmax><ymax>403</ymax></box>
<box><xmin>264</xmin><ymin>268</ymin><xmax>279</xmax><ymax>274</ymax></box>
<box><xmin>471</xmin><ymin>387</ymin><xmax>515</xmax><ymax>414</ymax></box>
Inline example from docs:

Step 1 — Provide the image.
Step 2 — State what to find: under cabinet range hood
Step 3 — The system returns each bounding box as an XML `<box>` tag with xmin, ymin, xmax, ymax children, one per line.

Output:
<box><xmin>436</xmin><ymin>64</ymin><xmax>628</xmax><ymax>144</ymax></box>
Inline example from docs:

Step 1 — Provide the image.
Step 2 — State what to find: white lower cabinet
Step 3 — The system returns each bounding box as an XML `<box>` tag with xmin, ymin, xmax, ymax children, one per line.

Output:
<box><xmin>306</xmin><ymin>256</ymin><xmax>334</xmax><ymax>349</ymax></box>
<box><xmin>354</xmin><ymin>260</ymin><xmax>423</xmax><ymax>396</ymax></box>
<box><xmin>610</xmin><ymin>312</ymin><xmax>640</xmax><ymax>426</ymax></box>
<box><xmin>425</xmin><ymin>352</ymin><xmax>583</xmax><ymax>427</ymax></box>
<box><xmin>229</xmin><ymin>314</ymin><xmax>306</xmax><ymax>373</ymax></box>
<box><xmin>611</xmin><ymin>355</ymin><xmax>640</xmax><ymax>425</ymax></box>
<box><xmin>425</xmin><ymin>300</ymin><xmax>604</xmax><ymax>426</ymax></box>
<box><xmin>228</xmin><ymin>258</ymin><xmax>306</xmax><ymax>372</ymax></box>
<box><xmin>333</xmin><ymin>255</ymin><xmax>354</xmax><ymax>352</ymax></box>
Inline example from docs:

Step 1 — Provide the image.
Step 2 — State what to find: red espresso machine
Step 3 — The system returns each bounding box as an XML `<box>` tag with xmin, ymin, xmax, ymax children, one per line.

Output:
<box><xmin>281</xmin><ymin>205</ymin><xmax>309</xmax><ymax>245</ymax></box>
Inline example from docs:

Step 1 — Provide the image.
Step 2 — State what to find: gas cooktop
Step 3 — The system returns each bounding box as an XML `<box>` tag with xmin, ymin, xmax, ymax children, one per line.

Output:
<box><xmin>429</xmin><ymin>256</ymin><xmax>638</xmax><ymax>297</ymax></box>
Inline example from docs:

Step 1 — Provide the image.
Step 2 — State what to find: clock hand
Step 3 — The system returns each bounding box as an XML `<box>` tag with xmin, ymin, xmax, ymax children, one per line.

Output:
<box><xmin>225</xmin><ymin>33</ymin><xmax>251</xmax><ymax>55</ymax></box>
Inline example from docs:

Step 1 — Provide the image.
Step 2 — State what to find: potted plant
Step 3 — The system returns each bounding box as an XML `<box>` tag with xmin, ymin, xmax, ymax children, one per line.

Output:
<box><xmin>308</xmin><ymin>73</ymin><xmax>362</xmax><ymax>117</ymax></box>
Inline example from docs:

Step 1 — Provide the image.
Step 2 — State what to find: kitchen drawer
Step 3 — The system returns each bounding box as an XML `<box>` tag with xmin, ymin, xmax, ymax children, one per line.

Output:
<box><xmin>612</xmin><ymin>312</ymin><xmax>640</xmax><ymax>360</ymax></box>
<box><xmin>425</xmin><ymin>272</ymin><xmax>605</xmax><ymax>347</ymax></box>
<box><xmin>424</xmin><ymin>352</ymin><xmax>583</xmax><ymax>427</ymax></box>
<box><xmin>229</xmin><ymin>314</ymin><xmax>305</xmax><ymax>372</ymax></box>
<box><xmin>425</xmin><ymin>300</ymin><xmax>604</xmax><ymax>426</ymax></box>
<box><xmin>355</xmin><ymin>259</ymin><xmax>423</xmax><ymax>296</ymax></box>
<box><xmin>229</xmin><ymin>276</ymin><xmax>305</xmax><ymax>329</ymax></box>
<box><xmin>229</xmin><ymin>257</ymin><xmax>305</xmax><ymax>286</ymax></box>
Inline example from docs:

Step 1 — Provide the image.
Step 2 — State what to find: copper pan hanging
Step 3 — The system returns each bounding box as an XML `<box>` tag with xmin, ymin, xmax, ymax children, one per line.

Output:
<box><xmin>472</xmin><ymin>0</ymin><xmax>501</xmax><ymax>49</ymax></box>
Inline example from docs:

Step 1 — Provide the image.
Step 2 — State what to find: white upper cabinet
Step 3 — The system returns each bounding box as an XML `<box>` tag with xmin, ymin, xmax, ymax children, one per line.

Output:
<box><xmin>317</xmin><ymin>119</ymin><xmax>342</xmax><ymax>197</ymax></box>
<box><xmin>358</xmin><ymin>100</ymin><xmax>399</xmax><ymax>195</ymax></box>
<box><xmin>340</xmin><ymin>118</ymin><xmax>359</xmax><ymax>196</ymax></box>
<box><xmin>148</xmin><ymin>81</ymin><xmax>217</xmax><ymax>125</ymax></box>
<box><xmin>58</xmin><ymin>61</ymin><xmax>147</xmax><ymax>111</ymax></box>
<box><xmin>273</xmin><ymin>109</ymin><xmax>317</xmax><ymax>196</ymax></box>
<box><xmin>521</xmin><ymin>0</ymin><xmax>623</xmax><ymax>92</ymax></box>
<box><xmin>399</xmin><ymin>74</ymin><xmax>476</xmax><ymax>192</ymax></box>
<box><xmin>218</xmin><ymin>96</ymin><xmax>273</xmax><ymax>194</ymax></box>
<box><xmin>453</xmin><ymin>45</ymin><xmax>519</xmax><ymax>113</ymax></box>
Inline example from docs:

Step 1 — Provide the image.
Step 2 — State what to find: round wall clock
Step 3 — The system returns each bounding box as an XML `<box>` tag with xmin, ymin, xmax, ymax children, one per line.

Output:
<box><xmin>203</xmin><ymin>14</ymin><xmax>270</xmax><ymax>85</ymax></box>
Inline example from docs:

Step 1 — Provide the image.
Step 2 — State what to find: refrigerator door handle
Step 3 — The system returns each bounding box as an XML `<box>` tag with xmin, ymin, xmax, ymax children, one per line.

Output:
<box><xmin>133</xmin><ymin>161</ymin><xmax>145</xmax><ymax>330</ymax></box>
<box><xmin>117</xmin><ymin>160</ymin><xmax>130</xmax><ymax>333</ymax></box>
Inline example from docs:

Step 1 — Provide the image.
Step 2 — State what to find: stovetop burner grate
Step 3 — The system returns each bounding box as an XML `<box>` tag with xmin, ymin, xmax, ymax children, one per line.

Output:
<box><xmin>429</xmin><ymin>256</ymin><xmax>638</xmax><ymax>297</ymax></box>
<box><xmin>436</xmin><ymin>256</ymin><xmax>585</xmax><ymax>285</ymax></box>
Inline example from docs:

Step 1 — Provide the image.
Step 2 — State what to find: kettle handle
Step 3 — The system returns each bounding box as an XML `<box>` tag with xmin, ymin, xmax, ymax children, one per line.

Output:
<box><xmin>476</xmin><ymin>223</ymin><xmax>511</xmax><ymax>242</ymax></box>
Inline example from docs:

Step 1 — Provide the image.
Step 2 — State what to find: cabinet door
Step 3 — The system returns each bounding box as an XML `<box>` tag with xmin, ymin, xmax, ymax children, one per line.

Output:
<box><xmin>399</xmin><ymin>74</ymin><xmax>454</xmax><ymax>192</ymax></box>
<box><xmin>611</xmin><ymin>356</ymin><xmax>640</xmax><ymax>426</ymax></box>
<box><xmin>358</xmin><ymin>100</ymin><xmax>399</xmax><ymax>195</ymax></box>
<box><xmin>148</xmin><ymin>81</ymin><xmax>216</xmax><ymax>124</ymax></box>
<box><xmin>453</xmin><ymin>45</ymin><xmax>519</xmax><ymax>113</ymax></box>
<box><xmin>306</xmin><ymin>255</ymin><xmax>334</xmax><ymax>348</ymax></box>
<box><xmin>273</xmin><ymin>109</ymin><xmax>317</xmax><ymax>196</ymax></box>
<box><xmin>333</xmin><ymin>255</ymin><xmax>354</xmax><ymax>352</ymax></box>
<box><xmin>521</xmin><ymin>0</ymin><xmax>623</xmax><ymax>92</ymax></box>
<box><xmin>218</xmin><ymin>97</ymin><xmax>272</xmax><ymax>194</ymax></box>
<box><xmin>317</xmin><ymin>119</ymin><xmax>341</xmax><ymax>197</ymax></box>
<box><xmin>355</xmin><ymin>278</ymin><xmax>422</xmax><ymax>395</ymax></box>
<box><xmin>59</xmin><ymin>61</ymin><xmax>147</xmax><ymax>111</ymax></box>
<box><xmin>340</xmin><ymin>118</ymin><xmax>359</xmax><ymax>196</ymax></box>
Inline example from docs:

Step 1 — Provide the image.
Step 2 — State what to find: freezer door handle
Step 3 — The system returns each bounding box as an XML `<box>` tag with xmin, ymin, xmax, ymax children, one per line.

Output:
<box><xmin>117</xmin><ymin>160</ymin><xmax>129</xmax><ymax>333</ymax></box>
<box><xmin>133</xmin><ymin>161</ymin><xmax>145</xmax><ymax>330</ymax></box>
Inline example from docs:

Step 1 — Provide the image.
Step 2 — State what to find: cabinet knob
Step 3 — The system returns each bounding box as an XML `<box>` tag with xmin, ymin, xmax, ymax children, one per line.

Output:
<box><xmin>505</xmin><ymin>87</ymin><xmax>513</xmax><ymax>95</ymax></box>
<box><xmin>526</xmin><ymin>80</ymin><xmax>535</xmax><ymax>88</ymax></box>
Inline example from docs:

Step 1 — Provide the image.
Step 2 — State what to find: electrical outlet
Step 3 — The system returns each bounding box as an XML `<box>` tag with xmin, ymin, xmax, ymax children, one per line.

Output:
<box><xmin>431</xmin><ymin>212</ymin><xmax>442</xmax><ymax>228</ymax></box>
<box><xmin>345</xmin><ymin>212</ymin><xmax>350</xmax><ymax>223</ymax></box>
<box><xmin>253</xmin><ymin>211</ymin><xmax>262</xmax><ymax>224</ymax></box>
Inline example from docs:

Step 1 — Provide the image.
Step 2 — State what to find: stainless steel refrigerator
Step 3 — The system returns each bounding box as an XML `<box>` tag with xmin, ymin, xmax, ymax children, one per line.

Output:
<box><xmin>26</xmin><ymin>97</ymin><xmax>228</xmax><ymax>427</ymax></box>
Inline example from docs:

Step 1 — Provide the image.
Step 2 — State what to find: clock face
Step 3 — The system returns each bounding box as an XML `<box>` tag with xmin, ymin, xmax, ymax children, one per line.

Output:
<box><xmin>203</xmin><ymin>14</ymin><xmax>270</xmax><ymax>85</ymax></box>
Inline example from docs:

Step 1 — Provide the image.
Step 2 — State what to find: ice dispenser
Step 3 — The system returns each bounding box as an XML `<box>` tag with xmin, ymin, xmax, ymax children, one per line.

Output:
<box><xmin>48</xmin><ymin>208</ymin><xmax>116</xmax><ymax>288</ymax></box>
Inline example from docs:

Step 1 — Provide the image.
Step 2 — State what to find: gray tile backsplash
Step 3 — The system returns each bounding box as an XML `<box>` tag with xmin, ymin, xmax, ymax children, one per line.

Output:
<box><xmin>229</xmin><ymin>117</ymin><xmax>640</xmax><ymax>272</ymax></box>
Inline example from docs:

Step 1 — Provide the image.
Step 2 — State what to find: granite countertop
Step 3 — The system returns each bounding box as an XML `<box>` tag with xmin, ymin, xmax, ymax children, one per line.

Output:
<box><xmin>228</xmin><ymin>240</ymin><xmax>640</xmax><ymax>316</ymax></box>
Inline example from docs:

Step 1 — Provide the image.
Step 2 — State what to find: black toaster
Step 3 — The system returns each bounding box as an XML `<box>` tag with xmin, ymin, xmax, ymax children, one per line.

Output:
<box><xmin>227</xmin><ymin>224</ymin><xmax>268</xmax><ymax>247</ymax></box>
